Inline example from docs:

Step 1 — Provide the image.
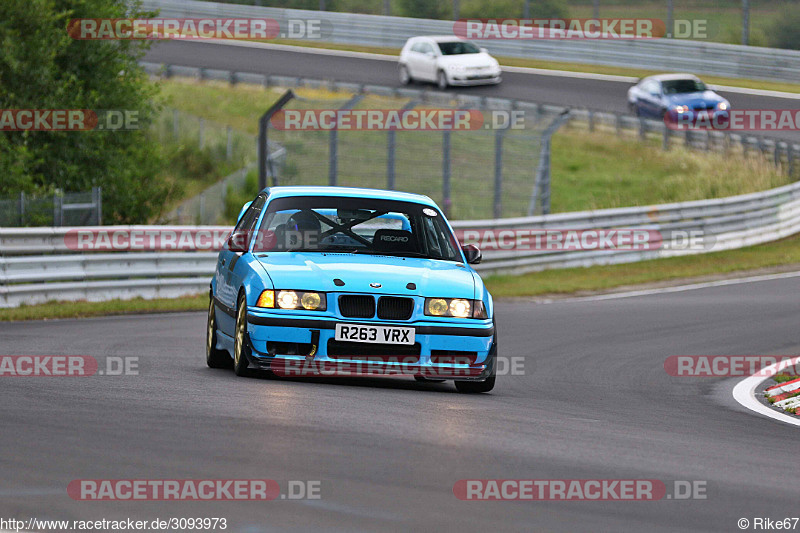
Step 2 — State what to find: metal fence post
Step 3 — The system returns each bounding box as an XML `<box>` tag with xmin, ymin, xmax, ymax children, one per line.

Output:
<box><xmin>173</xmin><ymin>109</ymin><xmax>179</xmax><ymax>139</ymax></box>
<box><xmin>18</xmin><ymin>192</ymin><xmax>25</xmax><ymax>226</ymax></box>
<box><xmin>387</xmin><ymin>101</ymin><xmax>417</xmax><ymax>190</ymax></box>
<box><xmin>198</xmin><ymin>118</ymin><xmax>205</xmax><ymax>149</ymax></box>
<box><xmin>258</xmin><ymin>90</ymin><xmax>295</xmax><ymax>191</ymax></box>
<box><xmin>442</xmin><ymin>128</ymin><xmax>451</xmax><ymax>217</ymax></box>
<box><xmin>662</xmin><ymin>127</ymin><xmax>670</xmax><ymax>151</ymax></box>
<box><xmin>493</xmin><ymin>127</ymin><xmax>507</xmax><ymax>219</ymax></box>
<box><xmin>94</xmin><ymin>186</ymin><xmax>102</xmax><ymax>225</ymax></box>
<box><xmin>528</xmin><ymin>110</ymin><xmax>569</xmax><ymax>216</ymax></box>
<box><xmin>53</xmin><ymin>193</ymin><xmax>62</xmax><ymax>227</ymax></box>
<box><xmin>330</xmin><ymin>93</ymin><xmax>364</xmax><ymax>186</ymax></box>
<box><xmin>226</xmin><ymin>126</ymin><xmax>233</xmax><ymax>161</ymax></box>
<box><xmin>639</xmin><ymin>117</ymin><xmax>646</xmax><ymax>140</ymax></box>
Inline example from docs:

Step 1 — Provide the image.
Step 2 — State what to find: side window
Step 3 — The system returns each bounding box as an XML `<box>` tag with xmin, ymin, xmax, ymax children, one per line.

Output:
<box><xmin>411</xmin><ymin>42</ymin><xmax>423</xmax><ymax>53</ymax></box>
<box><xmin>230</xmin><ymin>195</ymin><xmax>266</xmax><ymax>251</ymax></box>
<box><xmin>420</xmin><ymin>43</ymin><xmax>434</xmax><ymax>55</ymax></box>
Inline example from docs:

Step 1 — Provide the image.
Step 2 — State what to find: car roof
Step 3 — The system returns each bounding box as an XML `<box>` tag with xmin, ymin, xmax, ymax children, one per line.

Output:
<box><xmin>409</xmin><ymin>35</ymin><xmax>466</xmax><ymax>43</ymax></box>
<box><xmin>263</xmin><ymin>186</ymin><xmax>437</xmax><ymax>207</ymax></box>
<box><xmin>645</xmin><ymin>73</ymin><xmax>703</xmax><ymax>83</ymax></box>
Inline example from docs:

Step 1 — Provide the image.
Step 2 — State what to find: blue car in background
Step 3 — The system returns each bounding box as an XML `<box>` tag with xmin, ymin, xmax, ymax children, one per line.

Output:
<box><xmin>206</xmin><ymin>186</ymin><xmax>497</xmax><ymax>393</ymax></box>
<box><xmin>627</xmin><ymin>73</ymin><xmax>730</xmax><ymax>122</ymax></box>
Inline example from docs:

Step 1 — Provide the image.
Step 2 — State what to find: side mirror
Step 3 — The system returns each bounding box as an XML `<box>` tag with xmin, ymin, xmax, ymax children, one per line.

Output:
<box><xmin>480</xmin><ymin>47</ymin><xmax>488</xmax><ymax>54</ymax></box>
<box><xmin>237</xmin><ymin>201</ymin><xmax>252</xmax><ymax>223</ymax></box>
<box><xmin>226</xmin><ymin>233</ymin><xmax>249</xmax><ymax>253</ymax></box>
<box><xmin>462</xmin><ymin>243</ymin><xmax>482</xmax><ymax>265</ymax></box>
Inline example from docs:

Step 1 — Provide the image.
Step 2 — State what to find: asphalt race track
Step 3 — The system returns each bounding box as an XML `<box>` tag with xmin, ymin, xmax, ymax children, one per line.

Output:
<box><xmin>1</xmin><ymin>275</ymin><xmax>798</xmax><ymax>531</ymax></box>
<box><xmin>145</xmin><ymin>40</ymin><xmax>800</xmax><ymax>142</ymax></box>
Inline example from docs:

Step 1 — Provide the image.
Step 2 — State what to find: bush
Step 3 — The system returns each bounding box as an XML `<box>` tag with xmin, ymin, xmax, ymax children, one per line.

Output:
<box><xmin>0</xmin><ymin>0</ymin><xmax>171</xmax><ymax>223</ymax></box>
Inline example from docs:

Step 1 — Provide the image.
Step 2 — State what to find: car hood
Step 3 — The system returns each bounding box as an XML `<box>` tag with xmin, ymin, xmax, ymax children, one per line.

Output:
<box><xmin>438</xmin><ymin>53</ymin><xmax>497</xmax><ymax>68</ymax></box>
<box><xmin>256</xmin><ymin>253</ymin><xmax>475</xmax><ymax>298</ymax></box>
<box><xmin>664</xmin><ymin>91</ymin><xmax>725</xmax><ymax>107</ymax></box>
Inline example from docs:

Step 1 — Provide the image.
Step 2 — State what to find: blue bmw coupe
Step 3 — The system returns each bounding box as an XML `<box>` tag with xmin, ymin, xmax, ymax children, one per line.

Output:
<box><xmin>627</xmin><ymin>73</ymin><xmax>730</xmax><ymax>121</ymax></box>
<box><xmin>207</xmin><ymin>186</ymin><xmax>497</xmax><ymax>393</ymax></box>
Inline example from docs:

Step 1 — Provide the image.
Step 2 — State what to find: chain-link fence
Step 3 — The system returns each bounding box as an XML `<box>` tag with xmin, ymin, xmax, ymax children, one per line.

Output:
<box><xmin>154</xmin><ymin>109</ymin><xmax>257</xmax><ymax>164</ymax></box>
<box><xmin>264</xmin><ymin>89</ymin><xmax>563</xmax><ymax>220</ymax></box>
<box><xmin>0</xmin><ymin>188</ymin><xmax>102</xmax><ymax>227</ymax></box>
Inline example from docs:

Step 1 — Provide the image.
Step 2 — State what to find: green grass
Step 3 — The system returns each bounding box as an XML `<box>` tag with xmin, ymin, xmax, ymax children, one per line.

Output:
<box><xmin>0</xmin><ymin>295</ymin><xmax>208</xmax><ymax>322</ymax></box>
<box><xmin>773</xmin><ymin>373</ymin><xmax>799</xmax><ymax>384</ymax></box>
<box><xmin>550</xmin><ymin>128</ymin><xmax>791</xmax><ymax>212</ymax></box>
<box><xmin>155</xmin><ymin>78</ymin><xmax>791</xmax><ymax>221</ymax></box>
<box><xmin>484</xmin><ymin>232</ymin><xmax>800</xmax><ymax>298</ymax></box>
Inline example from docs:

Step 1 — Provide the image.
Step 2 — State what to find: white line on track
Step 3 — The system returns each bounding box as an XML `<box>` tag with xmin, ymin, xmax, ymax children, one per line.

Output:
<box><xmin>180</xmin><ymin>39</ymin><xmax>800</xmax><ymax>100</ymax></box>
<box><xmin>546</xmin><ymin>270</ymin><xmax>800</xmax><ymax>303</ymax></box>
<box><xmin>732</xmin><ymin>355</ymin><xmax>800</xmax><ymax>426</ymax></box>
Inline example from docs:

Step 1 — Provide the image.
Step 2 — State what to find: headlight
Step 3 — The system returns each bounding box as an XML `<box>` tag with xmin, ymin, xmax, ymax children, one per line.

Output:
<box><xmin>425</xmin><ymin>298</ymin><xmax>487</xmax><ymax>319</ymax></box>
<box><xmin>301</xmin><ymin>292</ymin><xmax>322</xmax><ymax>310</ymax></box>
<box><xmin>674</xmin><ymin>105</ymin><xmax>689</xmax><ymax>114</ymax></box>
<box><xmin>271</xmin><ymin>290</ymin><xmax>327</xmax><ymax>311</ymax></box>
<box><xmin>277</xmin><ymin>290</ymin><xmax>298</xmax><ymax>309</ymax></box>
<box><xmin>449</xmin><ymin>299</ymin><xmax>471</xmax><ymax>318</ymax></box>
<box><xmin>717</xmin><ymin>102</ymin><xmax>728</xmax><ymax>110</ymax></box>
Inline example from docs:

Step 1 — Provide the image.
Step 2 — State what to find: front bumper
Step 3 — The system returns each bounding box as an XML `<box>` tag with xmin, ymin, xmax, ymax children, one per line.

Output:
<box><xmin>245</xmin><ymin>310</ymin><xmax>495</xmax><ymax>381</ymax></box>
<box><xmin>448</xmin><ymin>74</ymin><xmax>502</xmax><ymax>86</ymax></box>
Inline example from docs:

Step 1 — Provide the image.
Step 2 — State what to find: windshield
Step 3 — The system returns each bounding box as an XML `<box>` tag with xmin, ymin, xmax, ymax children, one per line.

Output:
<box><xmin>437</xmin><ymin>41</ymin><xmax>481</xmax><ymax>55</ymax></box>
<box><xmin>662</xmin><ymin>79</ymin><xmax>707</xmax><ymax>94</ymax></box>
<box><xmin>253</xmin><ymin>196</ymin><xmax>461</xmax><ymax>261</ymax></box>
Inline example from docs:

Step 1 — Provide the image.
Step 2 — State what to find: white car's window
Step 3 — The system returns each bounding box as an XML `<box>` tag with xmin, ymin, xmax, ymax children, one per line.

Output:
<box><xmin>437</xmin><ymin>41</ymin><xmax>480</xmax><ymax>55</ymax></box>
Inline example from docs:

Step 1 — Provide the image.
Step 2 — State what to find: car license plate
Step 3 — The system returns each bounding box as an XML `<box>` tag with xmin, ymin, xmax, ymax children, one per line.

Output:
<box><xmin>335</xmin><ymin>324</ymin><xmax>415</xmax><ymax>345</ymax></box>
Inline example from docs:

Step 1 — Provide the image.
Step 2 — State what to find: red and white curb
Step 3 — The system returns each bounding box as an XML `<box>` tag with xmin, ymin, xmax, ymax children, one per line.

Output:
<box><xmin>732</xmin><ymin>355</ymin><xmax>800</xmax><ymax>426</ymax></box>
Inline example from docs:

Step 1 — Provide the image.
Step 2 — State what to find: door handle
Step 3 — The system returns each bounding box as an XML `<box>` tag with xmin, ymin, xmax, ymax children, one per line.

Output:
<box><xmin>221</xmin><ymin>258</ymin><xmax>226</xmax><ymax>267</ymax></box>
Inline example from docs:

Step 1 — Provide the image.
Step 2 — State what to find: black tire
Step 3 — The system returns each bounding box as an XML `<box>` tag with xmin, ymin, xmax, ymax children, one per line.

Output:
<box><xmin>399</xmin><ymin>65</ymin><xmax>412</xmax><ymax>85</ymax></box>
<box><xmin>437</xmin><ymin>70</ymin><xmax>448</xmax><ymax>91</ymax></box>
<box><xmin>206</xmin><ymin>297</ymin><xmax>231</xmax><ymax>369</ymax></box>
<box><xmin>233</xmin><ymin>293</ymin><xmax>251</xmax><ymax>377</ymax></box>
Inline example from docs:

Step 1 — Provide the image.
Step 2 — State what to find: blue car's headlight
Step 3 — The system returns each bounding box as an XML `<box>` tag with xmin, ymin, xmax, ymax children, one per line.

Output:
<box><xmin>424</xmin><ymin>298</ymin><xmax>488</xmax><ymax>319</ymax></box>
<box><xmin>257</xmin><ymin>290</ymin><xmax>327</xmax><ymax>311</ymax></box>
<box><xmin>716</xmin><ymin>102</ymin><xmax>729</xmax><ymax>111</ymax></box>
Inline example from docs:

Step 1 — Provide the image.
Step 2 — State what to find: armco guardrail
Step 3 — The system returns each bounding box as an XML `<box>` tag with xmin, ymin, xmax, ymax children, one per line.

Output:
<box><xmin>2</xmin><ymin>181</ymin><xmax>800</xmax><ymax>307</ymax></box>
<box><xmin>141</xmin><ymin>0</ymin><xmax>800</xmax><ymax>83</ymax></box>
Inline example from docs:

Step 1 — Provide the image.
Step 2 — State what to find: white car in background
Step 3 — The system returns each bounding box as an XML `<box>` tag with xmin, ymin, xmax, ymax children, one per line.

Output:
<box><xmin>399</xmin><ymin>36</ymin><xmax>502</xmax><ymax>90</ymax></box>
